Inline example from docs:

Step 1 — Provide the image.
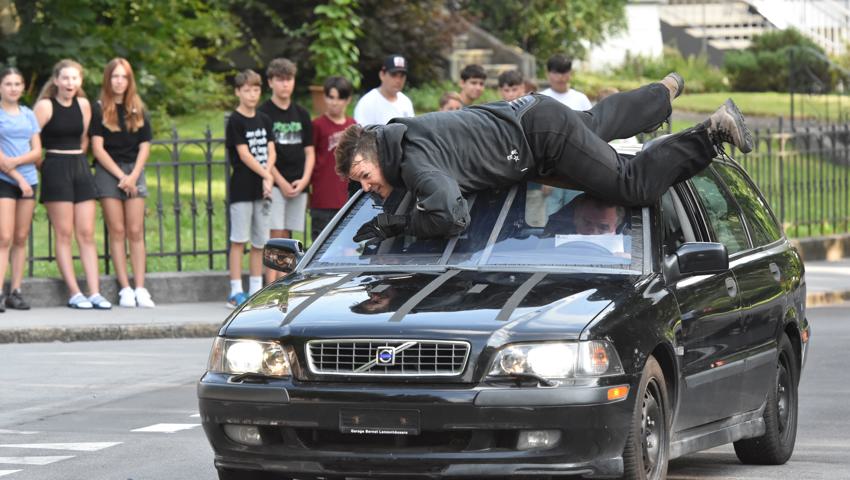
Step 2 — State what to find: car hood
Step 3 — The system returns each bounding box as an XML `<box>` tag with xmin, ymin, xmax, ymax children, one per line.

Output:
<box><xmin>224</xmin><ymin>270</ymin><xmax>641</xmax><ymax>342</ymax></box>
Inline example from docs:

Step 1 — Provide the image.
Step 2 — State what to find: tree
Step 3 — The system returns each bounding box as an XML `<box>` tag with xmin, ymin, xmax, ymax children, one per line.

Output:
<box><xmin>458</xmin><ymin>0</ymin><xmax>627</xmax><ymax>68</ymax></box>
<box><xmin>308</xmin><ymin>0</ymin><xmax>362</xmax><ymax>89</ymax></box>
<box><xmin>0</xmin><ymin>0</ymin><xmax>244</xmax><ymax>120</ymax></box>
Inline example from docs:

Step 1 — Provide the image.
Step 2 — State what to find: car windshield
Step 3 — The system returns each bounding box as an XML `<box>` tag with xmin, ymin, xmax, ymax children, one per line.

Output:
<box><xmin>306</xmin><ymin>182</ymin><xmax>644</xmax><ymax>274</ymax></box>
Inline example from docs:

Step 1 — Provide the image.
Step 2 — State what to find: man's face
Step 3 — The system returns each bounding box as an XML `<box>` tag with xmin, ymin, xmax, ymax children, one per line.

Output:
<box><xmin>268</xmin><ymin>75</ymin><xmax>295</xmax><ymax>101</ymax></box>
<box><xmin>574</xmin><ymin>202</ymin><xmax>619</xmax><ymax>235</ymax></box>
<box><xmin>499</xmin><ymin>84</ymin><xmax>524</xmax><ymax>102</ymax></box>
<box><xmin>235</xmin><ymin>84</ymin><xmax>261</xmax><ymax>108</ymax></box>
<box><xmin>547</xmin><ymin>69</ymin><xmax>572</xmax><ymax>94</ymax></box>
<box><xmin>379</xmin><ymin>69</ymin><xmax>407</xmax><ymax>95</ymax></box>
<box><xmin>349</xmin><ymin>155</ymin><xmax>392</xmax><ymax>199</ymax></box>
<box><xmin>459</xmin><ymin>77</ymin><xmax>485</xmax><ymax>102</ymax></box>
<box><xmin>324</xmin><ymin>87</ymin><xmax>350</xmax><ymax>118</ymax></box>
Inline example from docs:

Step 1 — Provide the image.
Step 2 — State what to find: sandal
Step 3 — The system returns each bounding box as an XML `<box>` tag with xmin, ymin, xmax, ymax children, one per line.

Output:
<box><xmin>88</xmin><ymin>293</ymin><xmax>113</xmax><ymax>310</ymax></box>
<box><xmin>68</xmin><ymin>293</ymin><xmax>93</xmax><ymax>309</ymax></box>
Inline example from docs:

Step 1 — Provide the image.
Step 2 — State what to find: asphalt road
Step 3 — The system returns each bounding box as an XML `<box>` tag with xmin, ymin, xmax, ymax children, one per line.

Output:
<box><xmin>0</xmin><ymin>306</ymin><xmax>846</xmax><ymax>480</ymax></box>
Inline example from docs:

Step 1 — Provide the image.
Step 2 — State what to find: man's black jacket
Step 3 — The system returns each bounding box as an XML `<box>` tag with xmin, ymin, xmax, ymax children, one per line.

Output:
<box><xmin>370</xmin><ymin>100</ymin><xmax>536</xmax><ymax>238</ymax></box>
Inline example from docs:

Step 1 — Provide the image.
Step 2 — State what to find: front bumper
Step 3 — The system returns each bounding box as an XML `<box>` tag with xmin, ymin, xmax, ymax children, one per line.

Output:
<box><xmin>198</xmin><ymin>373</ymin><xmax>636</xmax><ymax>478</ymax></box>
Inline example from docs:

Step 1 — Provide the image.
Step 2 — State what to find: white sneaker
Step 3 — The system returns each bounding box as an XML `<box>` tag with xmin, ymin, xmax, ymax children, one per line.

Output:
<box><xmin>119</xmin><ymin>287</ymin><xmax>136</xmax><ymax>308</ymax></box>
<box><xmin>135</xmin><ymin>287</ymin><xmax>155</xmax><ymax>308</ymax></box>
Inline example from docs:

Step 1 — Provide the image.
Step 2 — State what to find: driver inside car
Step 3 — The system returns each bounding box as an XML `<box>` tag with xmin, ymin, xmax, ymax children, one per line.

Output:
<box><xmin>543</xmin><ymin>194</ymin><xmax>627</xmax><ymax>237</ymax></box>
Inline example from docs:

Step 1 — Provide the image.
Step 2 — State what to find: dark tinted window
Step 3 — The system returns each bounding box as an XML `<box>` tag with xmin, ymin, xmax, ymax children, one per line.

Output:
<box><xmin>713</xmin><ymin>163</ymin><xmax>782</xmax><ymax>247</ymax></box>
<box><xmin>692</xmin><ymin>169</ymin><xmax>750</xmax><ymax>254</ymax></box>
<box><xmin>660</xmin><ymin>191</ymin><xmax>685</xmax><ymax>257</ymax></box>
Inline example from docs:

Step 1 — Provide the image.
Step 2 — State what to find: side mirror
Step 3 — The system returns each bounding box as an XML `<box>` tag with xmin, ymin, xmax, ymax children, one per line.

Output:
<box><xmin>263</xmin><ymin>238</ymin><xmax>304</xmax><ymax>273</ymax></box>
<box><xmin>663</xmin><ymin>242</ymin><xmax>728</xmax><ymax>284</ymax></box>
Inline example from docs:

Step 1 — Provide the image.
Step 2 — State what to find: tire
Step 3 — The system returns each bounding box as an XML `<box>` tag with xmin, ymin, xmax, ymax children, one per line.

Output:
<box><xmin>733</xmin><ymin>334</ymin><xmax>799</xmax><ymax>465</ymax></box>
<box><xmin>217</xmin><ymin>468</ymin><xmax>291</xmax><ymax>480</ymax></box>
<box><xmin>622</xmin><ymin>356</ymin><xmax>670</xmax><ymax>480</ymax></box>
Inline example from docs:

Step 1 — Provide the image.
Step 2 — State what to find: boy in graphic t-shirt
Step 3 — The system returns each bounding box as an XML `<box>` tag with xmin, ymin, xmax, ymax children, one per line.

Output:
<box><xmin>258</xmin><ymin>58</ymin><xmax>314</xmax><ymax>269</ymax></box>
<box><xmin>224</xmin><ymin>70</ymin><xmax>276</xmax><ymax>308</ymax></box>
<box><xmin>310</xmin><ymin>76</ymin><xmax>356</xmax><ymax>242</ymax></box>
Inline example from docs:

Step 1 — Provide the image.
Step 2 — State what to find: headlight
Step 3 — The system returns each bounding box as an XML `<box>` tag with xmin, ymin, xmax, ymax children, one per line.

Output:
<box><xmin>488</xmin><ymin>341</ymin><xmax>623</xmax><ymax>379</ymax></box>
<box><xmin>206</xmin><ymin>337</ymin><xmax>292</xmax><ymax>377</ymax></box>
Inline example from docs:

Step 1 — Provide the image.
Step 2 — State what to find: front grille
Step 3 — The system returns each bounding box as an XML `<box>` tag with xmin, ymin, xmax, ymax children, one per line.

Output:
<box><xmin>306</xmin><ymin>339</ymin><xmax>470</xmax><ymax>376</ymax></box>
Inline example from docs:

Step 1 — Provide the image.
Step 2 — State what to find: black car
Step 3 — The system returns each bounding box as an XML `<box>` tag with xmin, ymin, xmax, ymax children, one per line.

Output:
<box><xmin>199</xmin><ymin>151</ymin><xmax>809</xmax><ymax>480</ymax></box>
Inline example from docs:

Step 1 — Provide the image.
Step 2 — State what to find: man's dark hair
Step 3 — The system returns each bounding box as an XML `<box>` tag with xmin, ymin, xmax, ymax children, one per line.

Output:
<box><xmin>323</xmin><ymin>76</ymin><xmax>353</xmax><ymax>99</ymax></box>
<box><xmin>546</xmin><ymin>54</ymin><xmax>573</xmax><ymax>74</ymax></box>
<box><xmin>498</xmin><ymin>70</ymin><xmax>524</xmax><ymax>88</ymax></box>
<box><xmin>460</xmin><ymin>64</ymin><xmax>487</xmax><ymax>81</ymax></box>
<box><xmin>335</xmin><ymin>125</ymin><xmax>378</xmax><ymax>178</ymax></box>
<box><xmin>266</xmin><ymin>58</ymin><xmax>297</xmax><ymax>79</ymax></box>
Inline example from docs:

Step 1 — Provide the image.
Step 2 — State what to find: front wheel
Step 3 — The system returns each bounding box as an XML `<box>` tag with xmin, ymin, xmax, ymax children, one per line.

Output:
<box><xmin>733</xmin><ymin>334</ymin><xmax>799</xmax><ymax>464</ymax></box>
<box><xmin>622</xmin><ymin>355</ymin><xmax>670</xmax><ymax>480</ymax></box>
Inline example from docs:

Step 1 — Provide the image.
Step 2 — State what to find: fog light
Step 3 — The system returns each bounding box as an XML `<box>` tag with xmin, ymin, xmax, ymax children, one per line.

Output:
<box><xmin>517</xmin><ymin>429</ymin><xmax>561</xmax><ymax>450</ymax></box>
<box><xmin>223</xmin><ymin>424</ymin><xmax>263</xmax><ymax>446</ymax></box>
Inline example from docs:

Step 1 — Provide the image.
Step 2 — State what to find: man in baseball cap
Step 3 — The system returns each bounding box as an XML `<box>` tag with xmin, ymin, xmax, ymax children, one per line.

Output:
<box><xmin>354</xmin><ymin>54</ymin><xmax>415</xmax><ymax>126</ymax></box>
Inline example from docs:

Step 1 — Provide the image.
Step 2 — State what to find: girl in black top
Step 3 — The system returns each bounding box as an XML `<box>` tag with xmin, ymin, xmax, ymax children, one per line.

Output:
<box><xmin>33</xmin><ymin>59</ymin><xmax>110</xmax><ymax>310</ymax></box>
<box><xmin>91</xmin><ymin>58</ymin><xmax>154</xmax><ymax>308</ymax></box>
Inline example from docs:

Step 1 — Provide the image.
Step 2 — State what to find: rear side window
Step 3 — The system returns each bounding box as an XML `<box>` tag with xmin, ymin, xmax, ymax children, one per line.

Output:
<box><xmin>713</xmin><ymin>163</ymin><xmax>783</xmax><ymax>247</ymax></box>
<box><xmin>691</xmin><ymin>169</ymin><xmax>750</xmax><ymax>254</ymax></box>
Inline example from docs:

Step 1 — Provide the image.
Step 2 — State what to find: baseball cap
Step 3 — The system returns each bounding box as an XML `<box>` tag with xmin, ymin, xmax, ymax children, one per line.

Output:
<box><xmin>382</xmin><ymin>54</ymin><xmax>408</xmax><ymax>74</ymax></box>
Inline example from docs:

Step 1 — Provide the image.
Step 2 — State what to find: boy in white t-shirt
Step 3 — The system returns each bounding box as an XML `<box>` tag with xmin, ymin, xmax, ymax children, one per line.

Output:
<box><xmin>540</xmin><ymin>54</ymin><xmax>592</xmax><ymax>111</ymax></box>
<box><xmin>353</xmin><ymin>54</ymin><xmax>415</xmax><ymax>126</ymax></box>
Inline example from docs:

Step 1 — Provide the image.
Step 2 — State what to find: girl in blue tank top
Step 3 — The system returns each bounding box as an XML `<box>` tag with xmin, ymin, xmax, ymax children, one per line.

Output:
<box><xmin>0</xmin><ymin>67</ymin><xmax>42</xmax><ymax>312</ymax></box>
<box><xmin>33</xmin><ymin>59</ymin><xmax>111</xmax><ymax>310</ymax></box>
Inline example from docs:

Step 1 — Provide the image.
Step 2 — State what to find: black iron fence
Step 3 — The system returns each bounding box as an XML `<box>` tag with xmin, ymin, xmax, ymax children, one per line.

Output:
<box><xmin>18</xmin><ymin>120</ymin><xmax>850</xmax><ymax>276</ymax></box>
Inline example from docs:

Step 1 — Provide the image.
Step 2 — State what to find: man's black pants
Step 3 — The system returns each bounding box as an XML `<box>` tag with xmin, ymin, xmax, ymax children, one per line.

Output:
<box><xmin>520</xmin><ymin>83</ymin><xmax>716</xmax><ymax>206</ymax></box>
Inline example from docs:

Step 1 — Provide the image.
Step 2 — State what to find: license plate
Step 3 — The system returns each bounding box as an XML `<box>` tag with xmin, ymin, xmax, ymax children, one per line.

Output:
<box><xmin>339</xmin><ymin>409</ymin><xmax>420</xmax><ymax>435</ymax></box>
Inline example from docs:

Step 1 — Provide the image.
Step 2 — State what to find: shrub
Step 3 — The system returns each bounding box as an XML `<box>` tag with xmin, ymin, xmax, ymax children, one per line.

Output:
<box><xmin>611</xmin><ymin>47</ymin><xmax>727</xmax><ymax>94</ymax></box>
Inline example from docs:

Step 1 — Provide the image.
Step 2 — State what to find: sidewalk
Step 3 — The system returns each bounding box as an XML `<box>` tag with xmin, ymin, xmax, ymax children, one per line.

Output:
<box><xmin>0</xmin><ymin>260</ymin><xmax>847</xmax><ymax>344</ymax></box>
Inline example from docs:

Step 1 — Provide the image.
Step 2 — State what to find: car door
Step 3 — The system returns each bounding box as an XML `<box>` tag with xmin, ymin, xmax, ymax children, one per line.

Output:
<box><xmin>659</xmin><ymin>187</ymin><xmax>744</xmax><ymax>430</ymax></box>
<box><xmin>712</xmin><ymin>162</ymin><xmax>787</xmax><ymax>412</ymax></box>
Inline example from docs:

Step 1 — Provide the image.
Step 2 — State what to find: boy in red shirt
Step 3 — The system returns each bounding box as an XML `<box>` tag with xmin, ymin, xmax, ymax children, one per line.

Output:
<box><xmin>310</xmin><ymin>76</ymin><xmax>356</xmax><ymax>241</ymax></box>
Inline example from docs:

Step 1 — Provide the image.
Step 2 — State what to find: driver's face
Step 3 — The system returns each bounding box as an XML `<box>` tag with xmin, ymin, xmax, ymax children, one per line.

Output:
<box><xmin>349</xmin><ymin>155</ymin><xmax>392</xmax><ymax>199</ymax></box>
<box><xmin>575</xmin><ymin>204</ymin><xmax>619</xmax><ymax>235</ymax></box>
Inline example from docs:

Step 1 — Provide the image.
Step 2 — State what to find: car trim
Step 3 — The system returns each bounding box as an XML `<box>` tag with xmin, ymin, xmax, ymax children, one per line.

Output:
<box><xmin>474</xmin><ymin>383</ymin><xmax>631</xmax><ymax>406</ymax></box>
<box><xmin>389</xmin><ymin>269</ymin><xmax>462</xmax><ymax>322</ymax></box>
<box><xmin>496</xmin><ymin>272</ymin><xmax>548</xmax><ymax>321</ymax></box>
<box><xmin>305</xmin><ymin>338</ymin><xmax>471</xmax><ymax>376</ymax></box>
<box><xmin>282</xmin><ymin>272</ymin><xmax>358</xmax><ymax>325</ymax></box>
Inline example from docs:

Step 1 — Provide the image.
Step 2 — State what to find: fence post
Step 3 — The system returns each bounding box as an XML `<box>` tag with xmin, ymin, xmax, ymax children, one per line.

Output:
<box><xmin>171</xmin><ymin>127</ymin><xmax>183</xmax><ymax>271</ymax></box>
<box><xmin>205</xmin><ymin>126</ymin><xmax>215</xmax><ymax>270</ymax></box>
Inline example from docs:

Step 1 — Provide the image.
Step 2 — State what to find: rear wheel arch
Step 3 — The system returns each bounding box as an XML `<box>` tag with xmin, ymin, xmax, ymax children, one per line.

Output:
<box><xmin>782</xmin><ymin>319</ymin><xmax>802</xmax><ymax>377</ymax></box>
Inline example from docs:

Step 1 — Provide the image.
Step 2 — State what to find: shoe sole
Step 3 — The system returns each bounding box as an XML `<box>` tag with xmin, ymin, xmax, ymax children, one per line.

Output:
<box><xmin>723</xmin><ymin>98</ymin><xmax>754</xmax><ymax>154</ymax></box>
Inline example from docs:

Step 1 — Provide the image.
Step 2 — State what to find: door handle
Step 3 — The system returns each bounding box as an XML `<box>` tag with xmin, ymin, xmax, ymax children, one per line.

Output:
<box><xmin>725</xmin><ymin>277</ymin><xmax>738</xmax><ymax>298</ymax></box>
<box><xmin>769</xmin><ymin>262</ymin><xmax>781</xmax><ymax>282</ymax></box>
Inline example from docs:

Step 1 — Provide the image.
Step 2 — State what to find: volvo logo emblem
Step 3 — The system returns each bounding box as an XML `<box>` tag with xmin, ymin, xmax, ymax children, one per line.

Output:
<box><xmin>376</xmin><ymin>347</ymin><xmax>396</xmax><ymax>366</ymax></box>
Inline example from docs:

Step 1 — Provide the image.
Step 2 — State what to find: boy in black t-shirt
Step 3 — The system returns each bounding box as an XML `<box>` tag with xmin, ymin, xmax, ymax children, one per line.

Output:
<box><xmin>225</xmin><ymin>70</ymin><xmax>276</xmax><ymax>308</ymax></box>
<box><xmin>259</xmin><ymin>58</ymin><xmax>314</xmax><ymax>274</ymax></box>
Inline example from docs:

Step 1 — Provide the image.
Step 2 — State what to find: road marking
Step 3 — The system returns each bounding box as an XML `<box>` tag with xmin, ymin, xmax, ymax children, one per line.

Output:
<box><xmin>0</xmin><ymin>471</ymin><xmax>21</xmax><ymax>477</ymax></box>
<box><xmin>190</xmin><ymin>413</ymin><xmax>200</xmax><ymax>418</ymax></box>
<box><xmin>0</xmin><ymin>442</ymin><xmax>121</xmax><ymax>452</ymax></box>
<box><xmin>0</xmin><ymin>430</ymin><xmax>37</xmax><ymax>435</ymax></box>
<box><xmin>0</xmin><ymin>456</ymin><xmax>74</xmax><ymax>465</ymax></box>
<box><xmin>131</xmin><ymin>423</ymin><xmax>200</xmax><ymax>433</ymax></box>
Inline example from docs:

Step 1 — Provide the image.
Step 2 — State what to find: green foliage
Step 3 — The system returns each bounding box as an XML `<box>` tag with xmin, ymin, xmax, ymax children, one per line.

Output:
<box><xmin>459</xmin><ymin>0</ymin><xmax>627</xmax><ymax>67</ymax></box>
<box><xmin>1</xmin><ymin>0</ymin><xmax>243</xmax><ymax>121</ymax></box>
<box><xmin>612</xmin><ymin>48</ymin><xmax>727</xmax><ymax>93</ymax></box>
<box><xmin>724</xmin><ymin>28</ymin><xmax>833</xmax><ymax>92</ymax></box>
<box><xmin>308</xmin><ymin>0</ymin><xmax>362</xmax><ymax>89</ymax></box>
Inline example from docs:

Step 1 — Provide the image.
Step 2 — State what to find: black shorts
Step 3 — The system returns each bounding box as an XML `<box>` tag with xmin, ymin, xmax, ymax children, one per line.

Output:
<box><xmin>0</xmin><ymin>180</ymin><xmax>38</xmax><ymax>200</ymax></box>
<box><xmin>40</xmin><ymin>152</ymin><xmax>98</xmax><ymax>203</ymax></box>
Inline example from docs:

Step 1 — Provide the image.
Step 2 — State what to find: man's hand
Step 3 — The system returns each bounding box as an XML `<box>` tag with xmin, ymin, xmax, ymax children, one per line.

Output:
<box><xmin>353</xmin><ymin>214</ymin><xmax>408</xmax><ymax>243</ymax></box>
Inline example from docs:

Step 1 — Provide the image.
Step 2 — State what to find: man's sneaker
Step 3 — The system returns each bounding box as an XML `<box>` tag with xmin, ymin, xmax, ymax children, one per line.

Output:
<box><xmin>706</xmin><ymin>99</ymin><xmax>754</xmax><ymax>154</ymax></box>
<box><xmin>119</xmin><ymin>287</ymin><xmax>136</xmax><ymax>308</ymax></box>
<box><xmin>89</xmin><ymin>293</ymin><xmax>113</xmax><ymax>310</ymax></box>
<box><xmin>135</xmin><ymin>287</ymin><xmax>156</xmax><ymax>308</ymax></box>
<box><xmin>68</xmin><ymin>293</ymin><xmax>93</xmax><ymax>309</ymax></box>
<box><xmin>226</xmin><ymin>292</ymin><xmax>248</xmax><ymax>309</ymax></box>
<box><xmin>5</xmin><ymin>289</ymin><xmax>30</xmax><ymax>310</ymax></box>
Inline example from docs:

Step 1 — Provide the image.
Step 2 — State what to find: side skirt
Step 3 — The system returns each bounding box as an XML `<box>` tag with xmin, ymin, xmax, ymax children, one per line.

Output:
<box><xmin>670</xmin><ymin>405</ymin><xmax>766</xmax><ymax>459</ymax></box>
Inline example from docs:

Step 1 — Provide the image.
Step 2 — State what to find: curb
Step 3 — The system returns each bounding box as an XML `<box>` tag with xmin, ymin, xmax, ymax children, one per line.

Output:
<box><xmin>0</xmin><ymin>322</ymin><xmax>222</xmax><ymax>344</ymax></box>
<box><xmin>806</xmin><ymin>290</ymin><xmax>850</xmax><ymax>308</ymax></box>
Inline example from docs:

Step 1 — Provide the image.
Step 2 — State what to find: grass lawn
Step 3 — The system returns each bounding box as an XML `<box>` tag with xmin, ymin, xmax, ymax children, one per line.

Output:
<box><xmin>674</xmin><ymin>92</ymin><xmax>850</xmax><ymax>122</ymax></box>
